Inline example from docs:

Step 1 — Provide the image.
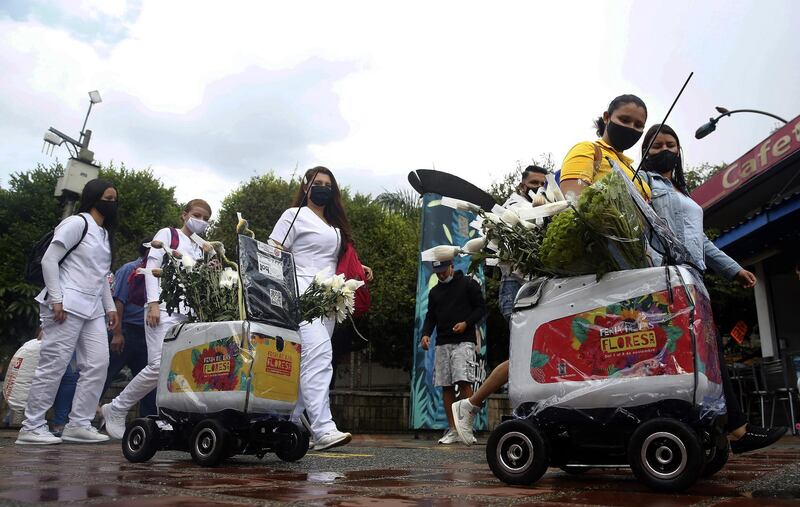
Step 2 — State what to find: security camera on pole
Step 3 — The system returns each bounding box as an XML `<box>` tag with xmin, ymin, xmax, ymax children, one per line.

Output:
<box><xmin>41</xmin><ymin>90</ymin><xmax>103</xmax><ymax>218</ymax></box>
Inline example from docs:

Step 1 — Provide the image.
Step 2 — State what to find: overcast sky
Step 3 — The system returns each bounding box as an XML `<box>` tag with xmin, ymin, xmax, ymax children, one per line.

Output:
<box><xmin>1</xmin><ymin>0</ymin><xmax>798</xmax><ymax>214</ymax></box>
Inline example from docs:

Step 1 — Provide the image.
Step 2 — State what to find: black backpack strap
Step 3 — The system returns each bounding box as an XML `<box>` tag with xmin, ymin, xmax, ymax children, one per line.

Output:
<box><xmin>58</xmin><ymin>214</ymin><xmax>89</xmax><ymax>266</ymax></box>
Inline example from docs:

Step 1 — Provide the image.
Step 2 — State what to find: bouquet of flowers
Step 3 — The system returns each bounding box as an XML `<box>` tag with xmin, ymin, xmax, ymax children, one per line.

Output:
<box><xmin>299</xmin><ymin>270</ymin><xmax>365</xmax><ymax>323</ymax></box>
<box><xmin>428</xmin><ymin>166</ymin><xmax>649</xmax><ymax>280</ymax></box>
<box><xmin>141</xmin><ymin>238</ymin><xmax>241</xmax><ymax>323</ymax></box>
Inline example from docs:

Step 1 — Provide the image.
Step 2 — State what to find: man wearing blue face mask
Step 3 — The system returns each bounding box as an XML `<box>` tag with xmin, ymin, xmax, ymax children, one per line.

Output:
<box><xmin>420</xmin><ymin>259</ymin><xmax>486</xmax><ymax>445</ymax></box>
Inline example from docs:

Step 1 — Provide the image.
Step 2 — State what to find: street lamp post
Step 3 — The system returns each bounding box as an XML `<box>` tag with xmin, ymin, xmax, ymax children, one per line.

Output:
<box><xmin>695</xmin><ymin>106</ymin><xmax>789</xmax><ymax>139</ymax></box>
<box><xmin>42</xmin><ymin>91</ymin><xmax>103</xmax><ymax>218</ymax></box>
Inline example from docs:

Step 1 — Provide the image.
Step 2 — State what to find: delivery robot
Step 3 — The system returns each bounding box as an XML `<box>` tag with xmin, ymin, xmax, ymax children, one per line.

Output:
<box><xmin>487</xmin><ymin>265</ymin><xmax>729</xmax><ymax>492</ymax></box>
<box><xmin>121</xmin><ymin>236</ymin><xmax>309</xmax><ymax>466</ymax></box>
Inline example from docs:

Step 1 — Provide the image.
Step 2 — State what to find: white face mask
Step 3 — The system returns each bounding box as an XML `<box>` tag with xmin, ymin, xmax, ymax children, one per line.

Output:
<box><xmin>439</xmin><ymin>274</ymin><xmax>454</xmax><ymax>284</ymax></box>
<box><xmin>186</xmin><ymin>216</ymin><xmax>209</xmax><ymax>235</ymax></box>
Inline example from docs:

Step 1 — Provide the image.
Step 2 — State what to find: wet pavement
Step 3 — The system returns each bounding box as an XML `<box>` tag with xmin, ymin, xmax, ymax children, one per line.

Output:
<box><xmin>0</xmin><ymin>430</ymin><xmax>799</xmax><ymax>506</ymax></box>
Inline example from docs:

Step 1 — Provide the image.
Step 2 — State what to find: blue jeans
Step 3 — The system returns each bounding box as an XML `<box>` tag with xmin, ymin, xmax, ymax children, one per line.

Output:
<box><xmin>498</xmin><ymin>279</ymin><xmax>523</xmax><ymax>324</ymax></box>
<box><xmin>103</xmin><ymin>323</ymin><xmax>157</xmax><ymax>417</ymax></box>
<box><xmin>52</xmin><ymin>353</ymin><xmax>79</xmax><ymax>427</ymax></box>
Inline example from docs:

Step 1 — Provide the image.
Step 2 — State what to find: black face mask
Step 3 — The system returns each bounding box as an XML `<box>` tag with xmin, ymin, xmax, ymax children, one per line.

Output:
<box><xmin>309</xmin><ymin>185</ymin><xmax>333</xmax><ymax>206</ymax></box>
<box><xmin>645</xmin><ymin>150</ymin><xmax>680</xmax><ymax>174</ymax></box>
<box><xmin>606</xmin><ymin>120</ymin><xmax>643</xmax><ymax>151</ymax></box>
<box><xmin>94</xmin><ymin>200</ymin><xmax>118</xmax><ymax>223</ymax></box>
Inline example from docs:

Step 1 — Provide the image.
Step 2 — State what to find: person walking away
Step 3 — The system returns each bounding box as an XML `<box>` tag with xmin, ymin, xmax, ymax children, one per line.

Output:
<box><xmin>101</xmin><ymin>200</ymin><xmax>212</xmax><ymax>438</ymax></box>
<box><xmin>420</xmin><ymin>259</ymin><xmax>486</xmax><ymax>445</ymax></box>
<box><xmin>16</xmin><ymin>179</ymin><xmax>119</xmax><ymax>445</ymax></box>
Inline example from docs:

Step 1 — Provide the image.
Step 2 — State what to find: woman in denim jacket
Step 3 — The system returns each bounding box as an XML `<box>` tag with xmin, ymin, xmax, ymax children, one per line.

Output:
<box><xmin>641</xmin><ymin>123</ymin><xmax>784</xmax><ymax>454</ymax></box>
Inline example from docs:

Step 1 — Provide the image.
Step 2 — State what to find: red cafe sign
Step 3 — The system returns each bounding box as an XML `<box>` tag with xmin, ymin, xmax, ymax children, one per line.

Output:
<box><xmin>692</xmin><ymin>114</ymin><xmax>800</xmax><ymax>209</ymax></box>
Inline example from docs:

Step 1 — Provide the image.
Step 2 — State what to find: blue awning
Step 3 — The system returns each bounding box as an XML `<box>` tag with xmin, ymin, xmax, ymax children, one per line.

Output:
<box><xmin>714</xmin><ymin>192</ymin><xmax>800</xmax><ymax>249</ymax></box>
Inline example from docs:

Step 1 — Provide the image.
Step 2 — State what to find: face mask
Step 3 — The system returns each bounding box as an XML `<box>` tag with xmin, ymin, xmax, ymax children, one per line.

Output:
<box><xmin>438</xmin><ymin>274</ymin><xmax>454</xmax><ymax>284</ymax></box>
<box><xmin>309</xmin><ymin>185</ymin><xmax>333</xmax><ymax>206</ymax></box>
<box><xmin>186</xmin><ymin>216</ymin><xmax>209</xmax><ymax>235</ymax></box>
<box><xmin>606</xmin><ymin>120</ymin><xmax>643</xmax><ymax>151</ymax></box>
<box><xmin>94</xmin><ymin>200</ymin><xmax>118</xmax><ymax>222</ymax></box>
<box><xmin>645</xmin><ymin>150</ymin><xmax>680</xmax><ymax>174</ymax></box>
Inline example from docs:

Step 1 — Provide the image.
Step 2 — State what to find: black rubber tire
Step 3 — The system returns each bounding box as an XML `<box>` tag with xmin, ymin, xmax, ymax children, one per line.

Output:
<box><xmin>560</xmin><ymin>465</ymin><xmax>592</xmax><ymax>475</ymax></box>
<box><xmin>628</xmin><ymin>418</ymin><xmax>704</xmax><ymax>492</ymax></box>
<box><xmin>486</xmin><ymin>419</ymin><xmax>549</xmax><ymax>485</ymax></box>
<box><xmin>122</xmin><ymin>418</ymin><xmax>159</xmax><ymax>463</ymax></box>
<box><xmin>190</xmin><ymin>419</ymin><xmax>232</xmax><ymax>467</ymax></box>
<box><xmin>701</xmin><ymin>435</ymin><xmax>730</xmax><ymax>478</ymax></box>
<box><xmin>274</xmin><ymin>421</ymin><xmax>310</xmax><ymax>462</ymax></box>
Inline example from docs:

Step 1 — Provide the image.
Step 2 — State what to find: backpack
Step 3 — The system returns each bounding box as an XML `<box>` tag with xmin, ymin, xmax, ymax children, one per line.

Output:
<box><xmin>25</xmin><ymin>215</ymin><xmax>89</xmax><ymax>287</ymax></box>
<box><xmin>336</xmin><ymin>242</ymin><xmax>371</xmax><ymax>317</ymax></box>
<box><xmin>127</xmin><ymin>227</ymin><xmax>179</xmax><ymax>306</ymax></box>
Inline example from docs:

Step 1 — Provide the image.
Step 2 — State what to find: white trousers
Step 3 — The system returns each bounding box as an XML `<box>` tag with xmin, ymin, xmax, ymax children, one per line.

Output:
<box><xmin>292</xmin><ymin>316</ymin><xmax>338</xmax><ymax>440</ymax></box>
<box><xmin>111</xmin><ymin>311</ymin><xmax>185</xmax><ymax>412</ymax></box>
<box><xmin>22</xmin><ymin>305</ymin><xmax>109</xmax><ymax>431</ymax></box>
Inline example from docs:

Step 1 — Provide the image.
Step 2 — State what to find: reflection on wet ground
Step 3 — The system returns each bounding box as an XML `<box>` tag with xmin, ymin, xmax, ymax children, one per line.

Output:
<box><xmin>0</xmin><ymin>432</ymin><xmax>798</xmax><ymax>506</ymax></box>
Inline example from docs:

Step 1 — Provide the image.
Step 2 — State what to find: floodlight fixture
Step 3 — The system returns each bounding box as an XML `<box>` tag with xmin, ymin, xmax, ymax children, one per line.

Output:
<box><xmin>89</xmin><ymin>90</ymin><xmax>102</xmax><ymax>104</ymax></box>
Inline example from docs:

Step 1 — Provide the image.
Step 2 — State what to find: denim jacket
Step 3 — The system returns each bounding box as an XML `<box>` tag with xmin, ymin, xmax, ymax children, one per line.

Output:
<box><xmin>646</xmin><ymin>172</ymin><xmax>741</xmax><ymax>280</ymax></box>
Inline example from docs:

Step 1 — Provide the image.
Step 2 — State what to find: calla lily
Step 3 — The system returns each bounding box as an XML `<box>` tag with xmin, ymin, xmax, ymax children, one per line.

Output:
<box><xmin>484</xmin><ymin>213</ymin><xmax>502</xmax><ymax>224</ymax></box>
<box><xmin>219</xmin><ymin>268</ymin><xmax>238</xmax><ymax>289</ymax></box>
<box><xmin>462</xmin><ymin>237</ymin><xmax>488</xmax><ymax>253</ymax></box>
<box><xmin>330</xmin><ymin>274</ymin><xmax>345</xmax><ymax>290</ymax></box>
<box><xmin>180</xmin><ymin>255</ymin><xmax>196</xmax><ymax>270</ymax></box>
<box><xmin>421</xmin><ymin>245</ymin><xmax>460</xmax><ymax>262</ymax></box>
<box><xmin>344</xmin><ymin>279</ymin><xmax>364</xmax><ymax>291</ymax></box>
<box><xmin>500</xmin><ymin>209</ymin><xmax>520</xmax><ymax>226</ymax></box>
<box><xmin>441</xmin><ymin>196</ymin><xmax>481</xmax><ymax>213</ymax></box>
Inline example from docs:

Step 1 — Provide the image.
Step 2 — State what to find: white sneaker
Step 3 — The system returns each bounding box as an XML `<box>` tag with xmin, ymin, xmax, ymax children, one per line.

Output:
<box><xmin>100</xmin><ymin>404</ymin><xmax>127</xmax><ymax>440</ymax></box>
<box><xmin>438</xmin><ymin>429</ymin><xmax>460</xmax><ymax>445</ymax></box>
<box><xmin>452</xmin><ymin>399</ymin><xmax>479</xmax><ymax>445</ymax></box>
<box><xmin>16</xmin><ymin>427</ymin><xmax>62</xmax><ymax>445</ymax></box>
<box><xmin>61</xmin><ymin>425</ymin><xmax>110</xmax><ymax>443</ymax></box>
<box><xmin>315</xmin><ymin>430</ymin><xmax>352</xmax><ymax>451</ymax></box>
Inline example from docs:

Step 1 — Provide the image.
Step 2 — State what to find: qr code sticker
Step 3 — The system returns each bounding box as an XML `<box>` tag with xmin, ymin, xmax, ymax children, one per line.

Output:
<box><xmin>257</xmin><ymin>253</ymin><xmax>284</xmax><ymax>281</ymax></box>
<box><xmin>269</xmin><ymin>289</ymin><xmax>283</xmax><ymax>307</ymax></box>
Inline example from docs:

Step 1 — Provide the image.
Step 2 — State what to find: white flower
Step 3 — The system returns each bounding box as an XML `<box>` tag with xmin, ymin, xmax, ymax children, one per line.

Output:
<box><xmin>484</xmin><ymin>212</ymin><xmax>502</xmax><ymax>224</ymax></box>
<box><xmin>330</xmin><ymin>274</ymin><xmax>345</xmax><ymax>291</ymax></box>
<box><xmin>180</xmin><ymin>255</ymin><xmax>196</xmax><ymax>271</ymax></box>
<box><xmin>500</xmin><ymin>209</ymin><xmax>520</xmax><ymax>226</ymax></box>
<box><xmin>421</xmin><ymin>245</ymin><xmax>460</xmax><ymax>262</ymax></box>
<box><xmin>219</xmin><ymin>268</ymin><xmax>238</xmax><ymax>289</ymax></box>
<box><xmin>344</xmin><ymin>279</ymin><xmax>364</xmax><ymax>291</ymax></box>
<box><xmin>314</xmin><ymin>269</ymin><xmax>332</xmax><ymax>286</ymax></box>
<box><xmin>462</xmin><ymin>237</ymin><xmax>488</xmax><ymax>253</ymax></box>
<box><xmin>441</xmin><ymin>196</ymin><xmax>481</xmax><ymax>213</ymax></box>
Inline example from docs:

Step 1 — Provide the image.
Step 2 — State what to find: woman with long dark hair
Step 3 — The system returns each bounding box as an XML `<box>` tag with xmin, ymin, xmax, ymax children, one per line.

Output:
<box><xmin>559</xmin><ymin>94</ymin><xmax>651</xmax><ymax>199</ymax></box>
<box><xmin>102</xmin><ymin>199</ymin><xmax>212</xmax><ymax>439</ymax></box>
<box><xmin>269</xmin><ymin>166</ymin><xmax>372</xmax><ymax>451</ymax></box>
<box><xmin>17</xmin><ymin>179</ymin><xmax>118</xmax><ymax>445</ymax></box>
<box><xmin>641</xmin><ymin>123</ymin><xmax>785</xmax><ymax>454</ymax></box>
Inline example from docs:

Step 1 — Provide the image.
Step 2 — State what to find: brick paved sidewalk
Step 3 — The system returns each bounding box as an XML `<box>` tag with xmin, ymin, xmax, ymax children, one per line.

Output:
<box><xmin>0</xmin><ymin>430</ymin><xmax>798</xmax><ymax>506</ymax></box>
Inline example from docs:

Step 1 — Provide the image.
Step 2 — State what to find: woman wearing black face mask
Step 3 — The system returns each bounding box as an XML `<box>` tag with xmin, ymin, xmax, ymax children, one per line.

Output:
<box><xmin>559</xmin><ymin>94</ymin><xmax>651</xmax><ymax>200</ymax></box>
<box><xmin>17</xmin><ymin>179</ymin><xmax>118</xmax><ymax>445</ymax></box>
<box><xmin>269</xmin><ymin>166</ymin><xmax>373</xmax><ymax>451</ymax></box>
<box><xmin>641</xmin><ymin>124</ymin><xmax>785</xmax><ymax>454</ymax></box>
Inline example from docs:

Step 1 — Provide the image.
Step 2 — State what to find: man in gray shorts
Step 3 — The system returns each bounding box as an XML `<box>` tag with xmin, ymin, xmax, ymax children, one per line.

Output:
<box><xmin>420</xmin><ymin>259</ymin><xmax>486</xmax><ymax>445</ymax></box>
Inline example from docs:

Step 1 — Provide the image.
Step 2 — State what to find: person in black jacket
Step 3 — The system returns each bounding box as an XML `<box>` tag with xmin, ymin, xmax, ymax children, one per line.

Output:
<box><xmin>420</xmin><ymin>259</ymin><xmax>486</xmax><ymax>445</ymax></box>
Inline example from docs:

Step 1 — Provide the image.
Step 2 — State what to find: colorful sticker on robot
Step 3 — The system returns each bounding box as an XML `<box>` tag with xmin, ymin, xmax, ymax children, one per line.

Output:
<box><xmin>250</xmin><ymin>333</ymin><xmax>301</xmax><ymax>403</ymax></box>
<box><xmin>167</xmin><ymin>336</ymin><xmax>248</xmax><ymax>393</ymax></box>
<box><xmin>530</xmin><ymin>287</ymin><xmax>719</xmax><ymax>384</ymax></box>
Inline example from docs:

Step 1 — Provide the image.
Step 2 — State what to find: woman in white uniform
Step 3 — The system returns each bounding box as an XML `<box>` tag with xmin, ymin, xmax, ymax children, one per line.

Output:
<box><xmin>270</xmin><ymin>167</ymin><xmax>373</xmax><ymax>451</ymax></box>
<box><xmin>102</xmin><ymin>199</ymin><xmax>212</xmax><ymax>439</ymax></box>
<box><xmin>17</xmin><ymin>179</ymin><xmax>119</xmax><ymax>445</ymax></box>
